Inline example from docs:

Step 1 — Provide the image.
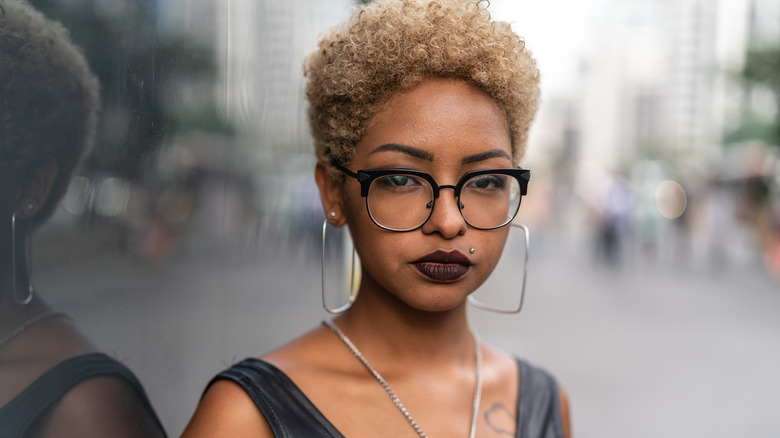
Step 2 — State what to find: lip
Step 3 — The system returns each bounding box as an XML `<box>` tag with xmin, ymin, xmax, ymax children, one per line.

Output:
<box><xmin>412</xmin><ymin>250</ymin><xmax>473</xmax><ymax>282</ymax></box>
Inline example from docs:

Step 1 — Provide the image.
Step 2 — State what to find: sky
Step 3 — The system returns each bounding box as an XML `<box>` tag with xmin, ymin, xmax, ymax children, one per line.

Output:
<box><xmin>488</xmin><ymin>0</ymin><xmax>611</xmax><ymax>95</ymax></box>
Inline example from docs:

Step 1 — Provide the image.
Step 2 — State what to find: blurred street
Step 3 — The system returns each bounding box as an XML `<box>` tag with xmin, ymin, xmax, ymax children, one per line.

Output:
<box><xmin>35</xmin><ymin>222</ymin><xmax>780</xmax><ymax>438</ymax></box>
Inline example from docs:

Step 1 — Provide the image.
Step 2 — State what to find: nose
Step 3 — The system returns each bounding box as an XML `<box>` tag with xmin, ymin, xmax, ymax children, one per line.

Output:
<box><xmin>420</xmin><ymin>187</ymin><xmax>467</xmax><ymax>238</ymax></box>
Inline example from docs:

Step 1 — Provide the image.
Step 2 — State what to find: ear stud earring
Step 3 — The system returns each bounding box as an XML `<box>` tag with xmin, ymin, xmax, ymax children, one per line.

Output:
<box><xmin>26</xmin><ymin>202</ymin><xmax>35</xmax><ymax>211</ymax></box>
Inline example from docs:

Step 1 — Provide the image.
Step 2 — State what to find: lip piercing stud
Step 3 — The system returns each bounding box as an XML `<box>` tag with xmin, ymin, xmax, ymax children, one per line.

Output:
<box><xmin>469</xmin><ymin>248</ymin><xmax>475</xmax><ymax>254</ymax></box>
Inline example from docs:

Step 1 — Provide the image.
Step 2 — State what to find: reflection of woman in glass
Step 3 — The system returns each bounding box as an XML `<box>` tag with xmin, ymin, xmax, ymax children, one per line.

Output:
<box><xmin>185</xmin><ymin>1</ymin><xmax>570</xmax><ymax>437</ymax></box>
<box><xmin>0</xmin><ymin>1</ymin><xmax>166</xmax><ymax>436</ymax></box>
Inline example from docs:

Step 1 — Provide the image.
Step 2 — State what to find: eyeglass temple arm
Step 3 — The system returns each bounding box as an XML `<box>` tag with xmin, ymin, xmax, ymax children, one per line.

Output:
<box><xmin>333</xmin><ymin>162</ymin><xmax>359</xmax><ymax>179</ymax></box>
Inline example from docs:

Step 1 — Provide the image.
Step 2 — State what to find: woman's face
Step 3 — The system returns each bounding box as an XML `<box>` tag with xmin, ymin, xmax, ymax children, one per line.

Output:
<box><xmin>328</xmin><ymin>78</ymin><xmax>515</xmax><ymax>312</ymax></box>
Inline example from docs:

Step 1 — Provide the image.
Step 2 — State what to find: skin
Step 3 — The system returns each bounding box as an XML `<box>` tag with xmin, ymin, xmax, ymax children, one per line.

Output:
<box><xmin>184</xmin><ymin>78</ymin><xmax>571</xmax><ymax>437</ymax></box>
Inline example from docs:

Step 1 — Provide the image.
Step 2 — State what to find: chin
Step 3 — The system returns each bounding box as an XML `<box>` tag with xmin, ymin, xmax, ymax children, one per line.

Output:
<box><xmin>400</xmin><ymin>289</ymin><xmax>470</xmax><ymax>313</ymax></box>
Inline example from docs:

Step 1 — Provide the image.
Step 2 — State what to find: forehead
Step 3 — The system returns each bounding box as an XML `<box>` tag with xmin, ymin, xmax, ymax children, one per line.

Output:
<box><xmin>357</xmin><ymin>78</ymin><xmax>512</xmax><ymax>160</ymax></box>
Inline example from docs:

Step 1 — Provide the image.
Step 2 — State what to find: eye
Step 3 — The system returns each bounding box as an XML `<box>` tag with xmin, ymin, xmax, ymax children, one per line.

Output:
<box><xmin>465</xmin><ymin>174</ymin><xmax>507</xmax><ymax>191</ymax></box>
<box><xmin>376</xmin><ymin>174</ymin><xmax>422</xmax><ymax>188</ymax></box>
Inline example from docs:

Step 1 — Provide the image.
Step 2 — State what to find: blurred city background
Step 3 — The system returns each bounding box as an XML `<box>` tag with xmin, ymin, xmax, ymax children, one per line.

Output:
<box><xmin>25</xmin><ymin>0</ymin><xmax>780</xmax><ymax>436</ymax></box>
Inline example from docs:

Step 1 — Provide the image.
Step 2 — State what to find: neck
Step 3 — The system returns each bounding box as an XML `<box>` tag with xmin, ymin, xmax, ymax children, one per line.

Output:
<box><xmin>334</xmin><ymin>282</ymin><xmax>475</xmax><ymax>366</ymax></box>
<box><xmin>0</xmin><ymin>283</ymin><xmax>47</xmax><ymax>334</ymax></box>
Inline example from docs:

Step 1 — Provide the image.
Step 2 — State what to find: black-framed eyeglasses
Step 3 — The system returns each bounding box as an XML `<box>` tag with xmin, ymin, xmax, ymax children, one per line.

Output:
<box><xmin>334</xmin><ymin>163</ymin><xmax>530</xmax><ymax>232</ymax></box>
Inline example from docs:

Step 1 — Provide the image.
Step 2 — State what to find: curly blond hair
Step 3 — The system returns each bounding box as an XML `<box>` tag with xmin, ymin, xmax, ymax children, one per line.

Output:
<box><xmin>0</xmin><ymin>0</ymin><xmax>99</xmax><ymax>224</ymax></box>
<box><xmin>305</xmin><ymin>0</ymin><xmax>540</xmax><ymax>175</ymax></box>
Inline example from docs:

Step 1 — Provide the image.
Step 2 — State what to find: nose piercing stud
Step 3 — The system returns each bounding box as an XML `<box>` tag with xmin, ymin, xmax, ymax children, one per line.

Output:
<box><xmin>469</xmin><ymin>248</ymin><xmax>475</xmax><ymax>254</ymax></box>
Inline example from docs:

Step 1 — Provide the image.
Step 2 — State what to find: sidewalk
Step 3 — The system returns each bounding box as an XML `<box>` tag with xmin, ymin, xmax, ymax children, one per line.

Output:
<box><xmin>36</xmin><ymin>224</ymin><xmax>780</xmax><ymax>437</ymax></box>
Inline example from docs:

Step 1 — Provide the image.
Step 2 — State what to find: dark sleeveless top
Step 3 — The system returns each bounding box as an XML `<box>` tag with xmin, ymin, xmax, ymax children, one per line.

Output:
<box><xmin>0</xmin><ymin>353</ymin><xmax>167</xmax><ymax>438</ymax></box>
<box><xmin>208</xmin><ymin>357</ymin><xmax>564</xmax><ymax>438</ymax></box>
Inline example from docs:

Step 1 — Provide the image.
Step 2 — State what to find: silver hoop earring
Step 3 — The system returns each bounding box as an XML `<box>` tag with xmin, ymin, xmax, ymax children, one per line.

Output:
<box><xmin>321</xmin><ymin>219</ymin><xmax>357</xmax><ymax>314</ymax></box>
<box><xmin>468</xmin><ymin>223</ymin><xmax>529</xmax><ymax>314</ymax></box>
<box><xmin>10</xmin><ymin>214</ymin><xmax>34</xmax><ymax>305</ymax></box>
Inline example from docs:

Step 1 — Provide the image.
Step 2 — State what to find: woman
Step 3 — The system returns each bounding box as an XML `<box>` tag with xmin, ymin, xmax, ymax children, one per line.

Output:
<box><xmin>0</xmin><ymin>1</ymin><xmax>166</xmax><ymax>436</ymax></box>
<box><xmin>184</xmin><ymin>0</ymin><xmax>570</xmax><ymax>436</ymax></box>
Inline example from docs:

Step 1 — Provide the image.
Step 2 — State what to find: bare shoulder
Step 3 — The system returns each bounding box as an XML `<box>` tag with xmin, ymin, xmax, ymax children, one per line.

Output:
<box><xmin>480</xmin><ymin>343</ymin><xmax>520</xmax><ymax>381</ymax></box>
<box><xmin>35</xmin><ymin>375</ymin><xmax>165</xmax><ymax>438</ymax></box>
<box><xmin>182</xmin><ymin>379</ymin><xmax>273</xmax><ymax>438</ymax></box>
<box><xmin>558</xmin><ymin>384</ymin><xmax>572</xmax><ymax>438</ymax></box>
<box><xmin>477</xmin><ymin>343</ymin><xmax>520</xmax><ymax>427</ymax></box>
<box><xmin>184</xmin><ymin>325</ymin><xmax>335</xmax><ymax>438</ymax></box>
<box><xmin>481</xmin><ymin>345</ymin><xmax>572</xmax><ymax>437</ymax></box>
<box><xmin>262</xmin><ymin>323</ymin><xmax>339</xmax><ymax>371</ymax></box>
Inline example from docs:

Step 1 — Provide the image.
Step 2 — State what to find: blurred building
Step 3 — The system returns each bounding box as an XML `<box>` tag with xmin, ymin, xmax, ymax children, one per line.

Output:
<box><xmin>159</xmin><ymin>0</ymin><xmax>350</xmax><ymax>155</ymax></box>
<box><xmin>574</xmin><ymin>0</ymin><xmax>728</xmax><ymax>179</ymax></box>
<box><xmin>216</xmin><ymin>0</ymin><xmax>351</xmax><ymax>157</ymax></box>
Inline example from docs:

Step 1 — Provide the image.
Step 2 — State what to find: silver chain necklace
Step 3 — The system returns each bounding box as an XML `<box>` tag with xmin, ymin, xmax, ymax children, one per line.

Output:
<box><xmin>323</xmin><ymin>319</ymin><xmax>482</xmax><ymax>438</ymax></box>
<box><xmin>0</xmin><ymin>311</ymin><xmax>66</xmax><ymax>351</ymax></box>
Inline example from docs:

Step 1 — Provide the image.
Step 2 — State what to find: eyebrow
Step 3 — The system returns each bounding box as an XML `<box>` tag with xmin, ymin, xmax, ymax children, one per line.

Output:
<box><xmin>369</xmin><ymin>143</ymin><xmax>511</xmax><ymax>164</ymax></box>
<box><xmin>369</xmin><ymin>143</ymin><xmax>434</xmax><ymax>161</ymax></box>
<box><xmin>461</xmin><ymin>149</ymin><xmax>512</xmax><ymax>164</ymax></box>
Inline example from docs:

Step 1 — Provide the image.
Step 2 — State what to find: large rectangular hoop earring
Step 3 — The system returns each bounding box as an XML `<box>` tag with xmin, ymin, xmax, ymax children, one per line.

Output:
<box><xmin>467</xmin><ymin>223</ymin><xmax>529</xmax><ymax>314</ymax></box>
<box><xmin>321</xmin><ymin>219</ymin><xmax>357</xmax><ymax>313</ymax></box>
<box><xmin>11</xmin><ymin>213</ymin><xmax>34</xmax><ymax>305</ymax></box>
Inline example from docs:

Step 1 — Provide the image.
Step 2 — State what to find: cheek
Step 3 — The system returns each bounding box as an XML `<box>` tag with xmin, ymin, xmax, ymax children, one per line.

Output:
<box><xmin>341</xmin><ymin>192</ymin><xmax>396</xmax><ymax>268</ymax></box>
<box><xmin>342</xmin><ymin>201</ymin><xmax>416</xmax><ymax>285</ymax></box>
<box><xmin>341</xmin><ymin>189</ymin><xmax>370</xmax><ymax>238</ymax></box>
<box><xmin>350</xmin><ymin>230</ymin><xmax>415</xmax><ymax>294</ymax></box>
<box><xmin>474</xmin><ymin>228</ymin><xmax>511</xmax><ymax>276</ymax></box>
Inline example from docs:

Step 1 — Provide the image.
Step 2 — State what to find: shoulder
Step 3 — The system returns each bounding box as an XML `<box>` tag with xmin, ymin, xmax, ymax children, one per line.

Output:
<box><xmin>484</xmin><ymin>346</ymin><xmax>570</xmax><ymax>438</ymax></box>
<box><xmin>262</xmin><ymin>323</ymin><xmax>338</xmax><ymax>368</ymax></box>
<box><xmin>515</xmin><ymin>357</ymin><xmax>571</xmax><ymax>438</ymax></box>
<box><xmin>183</xmin><ymin>378</ymin><xmax>273</xmax><ymax>438</ymax></box>
<box><xmin>558</xmin><ymin>384</ymin><xmax>572</xmax><ymax>438</ymax></box>
<box><xmin>485</xmin><ymin>349</ymin><xmax>562</xmax><ymax>404</ymax></box>
<box><xmin>182</xmin><ymin>325</ymin><xmax>343</xmax><ymax>438</ymax></box>
<box><xmin>34</xmin><ymin>371</ymin><xmax>166</xmax><ymax>438</ymax></box>
<box><xmin>516</xmin><ymin>358</ymin><xmax>560</xmax><ymax>393</ymax></box>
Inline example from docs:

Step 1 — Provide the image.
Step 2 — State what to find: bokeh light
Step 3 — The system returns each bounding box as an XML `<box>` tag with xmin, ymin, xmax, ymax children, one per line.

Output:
<box><xmin>655</xmin><ymin>180</ymin><xmax>687</xmax><ymax>219</ymax></box>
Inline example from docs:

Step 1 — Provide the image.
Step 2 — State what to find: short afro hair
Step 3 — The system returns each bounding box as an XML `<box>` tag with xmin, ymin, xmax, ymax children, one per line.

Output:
<box><xmin>0</xmin><ymin>0</ymin><xmax>99</xmax><ymax>225</ymax></box>
<box><xmin>304</xmin><ymin>0</ymin><xmax>540</xmax><ymax>176</ymax></box>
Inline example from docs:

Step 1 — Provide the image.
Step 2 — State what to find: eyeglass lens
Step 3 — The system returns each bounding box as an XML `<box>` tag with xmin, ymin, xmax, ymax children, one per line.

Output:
<box><xmin>366</xmin><ymin>173</ymin><xmax>521</xmax><ymax>231</ymax></box>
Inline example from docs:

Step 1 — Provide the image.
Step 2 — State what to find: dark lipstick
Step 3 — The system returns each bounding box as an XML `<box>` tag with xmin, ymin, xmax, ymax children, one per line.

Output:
<box><xmin>412</xmin><ymin>250</ymin><xmax>472</xmax><ymax>282</ymax></box>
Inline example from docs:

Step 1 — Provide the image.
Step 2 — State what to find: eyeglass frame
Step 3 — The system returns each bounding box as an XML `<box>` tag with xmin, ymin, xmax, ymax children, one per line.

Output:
<box><xmin>333</xmin><ymin>162</ymin><xmax>530</xmax><ymax>232</ymax></box>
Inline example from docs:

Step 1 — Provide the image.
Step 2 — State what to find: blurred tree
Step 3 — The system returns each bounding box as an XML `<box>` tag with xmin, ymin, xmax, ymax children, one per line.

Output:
<box><xmin>734</xmin><ymin>44</ymin><xmax>780</xmax><ymax>146</ymax></box>
<box><xmin>30</xmin><ymin>0</ymin><xmax>225</xmax><ymax>180</ymax></box>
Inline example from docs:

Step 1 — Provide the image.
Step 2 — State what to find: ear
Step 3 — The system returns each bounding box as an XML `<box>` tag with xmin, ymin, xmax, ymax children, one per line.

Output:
<box><xmin>15</xmin><ymin>158</ymin><xmax>59</xmax><ymax>219</ymax></box>
<box><xmin>315</xmin><ymin>163</ymin><xmax>346</xmax><ymax>227</ymax></box>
